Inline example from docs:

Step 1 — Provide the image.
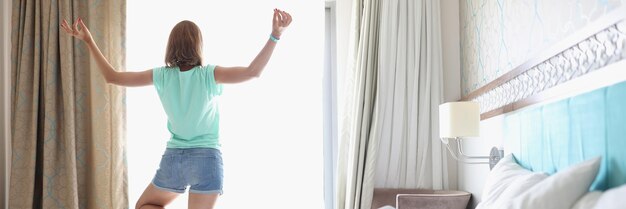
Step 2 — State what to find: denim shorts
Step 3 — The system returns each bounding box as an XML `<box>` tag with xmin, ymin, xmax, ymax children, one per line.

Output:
<box><xmin>151</xmin><ymin>148</ymin><xmax>224</xmax><ymax>195</ymax></box>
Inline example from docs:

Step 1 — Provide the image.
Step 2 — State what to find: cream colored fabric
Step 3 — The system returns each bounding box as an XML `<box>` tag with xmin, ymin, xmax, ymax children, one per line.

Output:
<box><xmin>375</xmin><ymin>0</ymin><xmax>449</xmax><ymax>190</ymax></box>
<box><xmin>593</xmin><ymin>184</ymin><xmax>626</xmax><ymax>209</ymax></box>
<box><xmin>335</xmin><ymin>0</ymin><xmax>381</xmax><ymax>208</ymax></box>
<box><xmin>572</xmin><ymin>192</ymin><xmax>602</xmax><ymax>209</ymax></box>
<box><xmin>10</xmin><ymin>1</ymin><xmax>127</xmax><ymax>208</ymax></box>
<box><xmin>506</xmin><ymin>157</ymin><xmax>601</xmax><ymax>209</ymax></box>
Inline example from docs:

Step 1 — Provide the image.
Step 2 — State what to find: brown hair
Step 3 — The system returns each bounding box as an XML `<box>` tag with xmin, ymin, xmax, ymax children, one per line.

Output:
<box><xmin>165</xmin><ymin>20</ymin><xmax>203</xmax><ymax>67</ymax></box>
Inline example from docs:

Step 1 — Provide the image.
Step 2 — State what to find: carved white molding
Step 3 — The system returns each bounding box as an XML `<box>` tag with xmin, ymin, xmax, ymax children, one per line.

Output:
<box><xmin>472</xmin><ymin>20</ymin><xmax>626</xmax><ymax>114</ymax></box>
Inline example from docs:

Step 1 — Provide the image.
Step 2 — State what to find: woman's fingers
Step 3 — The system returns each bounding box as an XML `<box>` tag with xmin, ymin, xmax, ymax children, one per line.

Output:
<box><xmin>273</xmin><ymin>9</ymin><xmax>279</xmax><ymax>26</ymax></box>
<box><xmin>273</xmin><ymin>9</ymin><xmax>292</xmax><ymax>28</ymax></box>
<box><xmin>62</xmin><ymin>25</ymin><xmax>72</xmax><ymax>34</ymax></box>
<box><xmin>278</xmin><ymin>10</ymin><xmax>284</xmax><ymax>23</ymax></box>
<box><xmin>61</xmin><ymin>20</ymin><xmax>73</xmax><ymax>34</ymax></box>
<box><xmin>281</xmin><ymin>11</ymin><xmax>288</xmax><ymax>25</ymax></box>
<box><xmin>73</xmin><ymin>19</ymin><xmax>80</xmax><ymax>34</ymax></box>
<box><xmin>60</xmin><ymin>21</ymin><xmax>66</xmax><ymax>31</ymax></box>
<box><xmin>78</xmin><ymin>18</ymin><xmax>87</xmax><ymax>31</ymax></box>
<box><xmin>61</xmin><ymin>18</ymin><xmax>87</xmax><ymax>39</ymax></box>
<box><xmin>61</xmin><ymin>20</ymin><xmax>68</xmax><ymax>30</ymax></box>
<box><xmin>274</xmin><ymin>10</ymin><xmax>291</xmax><ymax>27</ymax></box>
<box><xmin>285</xmin><ymin>12</ymin><xmax>292</xmax><ymax>25</ymax></box>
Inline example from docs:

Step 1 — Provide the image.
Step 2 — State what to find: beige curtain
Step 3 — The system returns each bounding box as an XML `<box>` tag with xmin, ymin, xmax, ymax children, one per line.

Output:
<box><xmin>335</xmin><ymin>0</ymin><xmax>381</xmax><ymax>208</ymax></box>
<box><xmin>10</xmin><ymin>1</ymin><xmax>127</xmax><ymax>208</ymax></box>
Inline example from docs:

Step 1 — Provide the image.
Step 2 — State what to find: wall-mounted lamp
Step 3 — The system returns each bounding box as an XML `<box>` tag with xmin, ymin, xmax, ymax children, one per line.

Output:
<box><xmin>439</xmin><ymin>101</ymin><xmax>504</xmax><ymax>169</ymax></box>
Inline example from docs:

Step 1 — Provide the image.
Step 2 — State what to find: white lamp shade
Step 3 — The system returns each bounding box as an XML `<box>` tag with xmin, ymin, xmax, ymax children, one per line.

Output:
<box><xmin>439</xmin><ymin>101</ymin><xmax>480</xmax><ymax>138</ymax></box>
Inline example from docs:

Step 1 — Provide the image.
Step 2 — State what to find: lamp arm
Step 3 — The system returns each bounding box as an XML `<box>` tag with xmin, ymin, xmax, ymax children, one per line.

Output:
<box><xmin>455</xmin><ymin>138</ymin><xmax>490</xmax><ymax>159</ymax></box>
<box><xmin>440</xmin><ymin>137</ymin><xmax>505</xmax><ymax>169</ymax></box>
<box><xmin>444</xmin><ymin>142</ymin><xmax>489</xmax><ymax>164</ymax></box>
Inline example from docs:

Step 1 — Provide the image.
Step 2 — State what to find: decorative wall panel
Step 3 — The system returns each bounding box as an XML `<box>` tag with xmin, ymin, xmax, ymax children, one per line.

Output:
<box><xmin>460</xmin><ymin>0</ymin><xmax>625</xmax><ymax>95</ymax></box>
<box><xmin>471</xmin><ymin>20</ymin><xmax>626</xmax><ymax>114</ymax></box>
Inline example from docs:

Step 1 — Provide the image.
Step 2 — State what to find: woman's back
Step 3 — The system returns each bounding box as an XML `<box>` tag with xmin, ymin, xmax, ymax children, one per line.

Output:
<box><xmin>153</xmin><ymin>65</ymin><xmax>223</xmax><ymax>148</ymax></box>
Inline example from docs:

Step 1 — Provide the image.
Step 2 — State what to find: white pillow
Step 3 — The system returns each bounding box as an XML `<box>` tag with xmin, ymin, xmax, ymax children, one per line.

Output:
<box><xmin>476</xmin><ymin>154</ymin><xmax>546</xmax><ymax>209</ymax></box>
<box><xmin>593</xmin><ymin>184</ymin><xmax>626</xmax><ymax>209</ymax></box>
<box><xmin>505</xmin><ymin>157</ymin><xmax>602</xmax><ymax>209</ymax></box>
<box><xmin>572</xmin><ymin>192</ymin><xmax>602</xmax><ymax>209</ymax></box>
<box><xmin>490</xmin><ymin>172</ymin><xmax>548</xmax><ymax>208</ymax></box>
<box><xmin>377</xmin><ymin>206</ymin><xmax>395</xmax><ymax>209</ymax></box>
<box><xmin>481</xmin><ymin>155</ymin><xmax>529</xmax><ymax>196</ymax></box>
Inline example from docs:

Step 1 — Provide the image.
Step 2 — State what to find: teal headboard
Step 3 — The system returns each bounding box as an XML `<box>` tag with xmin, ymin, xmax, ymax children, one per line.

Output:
<box><xmin>504</xmin><ymin>81</ymin><xmax>626</xmax><ymax>191</ymax></box>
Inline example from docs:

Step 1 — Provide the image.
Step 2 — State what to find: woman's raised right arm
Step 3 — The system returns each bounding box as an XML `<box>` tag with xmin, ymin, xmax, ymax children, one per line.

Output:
<box><xmin>61</xmin><ymin>18</ymin><xmax>153</xmax><ymax>87</ymax></box>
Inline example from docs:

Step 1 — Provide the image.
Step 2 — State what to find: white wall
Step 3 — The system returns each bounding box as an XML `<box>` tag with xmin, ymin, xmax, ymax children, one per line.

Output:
<box><xmin>440</xmin><ymin>0</ymin><xmax>462</xmax><ymax>191</ymax></box>
<box><xmin>441</xmin><ymin>1</ymin><xmax>507</xmax><ymax>207</ymax></box>
<box><xmin>1</xmin><ymin>0</ymin><xmax>12</xmax><ymax>208</ymax></box>
<box><xmin>440</xmin><ymin>0</ymin><xmax>461</xmax><ymax>103</ymax></box>
<box><xmin>439</xmin><ymin>0</ymin><xmax>498</xmax><ymax>207</ymax></box>
<box><xmin>457</xmin><ymin>116</ymin><xmax>505</xmax><ymax>208</ymax></box>
<box><xmin>440</xmin><ymin>1</ymin><xmax>506</xmax><ymax>208</ymax></box>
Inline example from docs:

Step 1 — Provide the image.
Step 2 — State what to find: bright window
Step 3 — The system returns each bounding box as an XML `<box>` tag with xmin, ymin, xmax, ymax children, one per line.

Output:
<box><xmin>126</xmin><ymin>1</ymin><xmax>324</xmax><ymax>208</ymax></box>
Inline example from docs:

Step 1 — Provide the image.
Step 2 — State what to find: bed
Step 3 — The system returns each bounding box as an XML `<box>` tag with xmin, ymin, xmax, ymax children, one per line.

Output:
<box><xmin>461</xmin><ymin>6</ymin><xmax>626</xmax><ymax>209</ymax></box>
<box><xmin>371</xmin><ymin>5</ymin><xmax>626</xmax><ymax>209</ymax></box>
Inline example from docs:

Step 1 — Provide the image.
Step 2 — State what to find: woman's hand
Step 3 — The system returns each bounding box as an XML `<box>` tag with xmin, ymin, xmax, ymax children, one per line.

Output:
<box><xmin>60</xmin><ymin>17</ymin><xmax>153</xmax><ymax>87</ymax></box>
<box><xmin>272</xmin><ymin>8</ymin><xmax>292</xmax><ymax>39</ymax></box>
<box><xmin>61</xmin><ymin>18</ymin><xmax>93</xmax><ymax>43</ymax></box>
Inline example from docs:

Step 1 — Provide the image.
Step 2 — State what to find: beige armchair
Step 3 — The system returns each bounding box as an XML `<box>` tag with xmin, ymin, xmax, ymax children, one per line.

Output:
<box><xmin>372</xmin><ymin>188</ymin><xmax>471</xmax><ymax>209</ymax></box>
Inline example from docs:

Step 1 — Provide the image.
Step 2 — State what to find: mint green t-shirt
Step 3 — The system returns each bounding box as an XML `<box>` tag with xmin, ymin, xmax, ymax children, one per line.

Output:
<box><xmin>152</xmin><ymin>65</ymin><xmax>223</xmax><ymax>149</ymax></box>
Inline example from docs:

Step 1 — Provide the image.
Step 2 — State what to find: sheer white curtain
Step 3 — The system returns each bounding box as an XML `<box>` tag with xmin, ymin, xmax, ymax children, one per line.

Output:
<box><xmin>375</xmin><ymin>0</ymin><xmax>451</xmax><ymax>189</ymax></box>
<box><xmin>335</xmin><ymin>0</ymin><xmax>381</xmax><ymax>208</ymax></box>
<box><xmin>336</xmin><ymin>0</ymin><xmax>450</xmax><ymax>208</ymax></box>
<box><xmin>336</xmin><ymin>0</ymin><xmax>450</xmax><ymax>209</ymax></box>
<box><xmin>127</xmin><ymin>1</ymin><xmax>324</xmax><ymax>208</ymax></box>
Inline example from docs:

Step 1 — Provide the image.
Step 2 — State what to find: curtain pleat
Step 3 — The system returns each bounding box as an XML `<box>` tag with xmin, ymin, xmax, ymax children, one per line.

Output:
<box><xmin>337</xmin><ymin>0</ymin><xmax>451</xmax><ymax>208</ymax></box>
<box><xmin>335</xmin><ymin>0</ymin><xmax>381</xmax><ymax>208</ymax></box>
<box><xmin>375</xmin><ymin>0</ymin><xmax>451</xmax><ymax>190</ymax></box>
<box><xmin>10</xmin><ymin>0</ymin><xmax>127</xmax><ymax>208</ymax></box>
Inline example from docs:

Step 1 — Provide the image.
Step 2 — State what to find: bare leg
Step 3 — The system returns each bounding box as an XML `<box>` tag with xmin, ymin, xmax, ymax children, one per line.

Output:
<box><xmin>135</xmin><ymin>184</ymin><xmax>180</xmax><ymax>209</ymax></box>
<box><xmin>188</xmin><ymin>193</ymin><xmax>219</xmax><ymax>209</ymax></box>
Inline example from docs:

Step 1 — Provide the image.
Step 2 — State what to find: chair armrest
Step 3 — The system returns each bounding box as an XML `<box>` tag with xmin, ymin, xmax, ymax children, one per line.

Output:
<box><xmin>396</xmin><ymin>192</ymin><xmax>471</xmax><ymax>209</ymax></box>
<box><xmin>372</xmin><ymin>188</ymin><xmax>434</xmax><ymax>209</ymax></box>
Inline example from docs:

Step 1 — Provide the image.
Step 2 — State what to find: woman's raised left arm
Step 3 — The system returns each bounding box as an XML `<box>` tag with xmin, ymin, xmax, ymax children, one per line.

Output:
<box><xmin>214</xmin><ymin>9</ymin><xmax>292</xmax><ymax>84</ymax></box>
